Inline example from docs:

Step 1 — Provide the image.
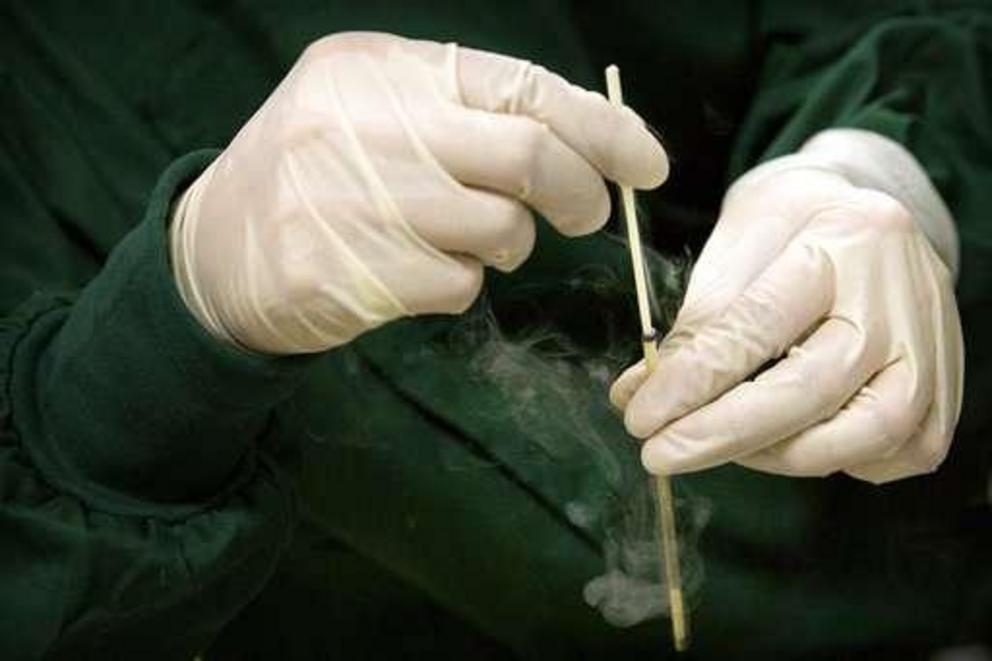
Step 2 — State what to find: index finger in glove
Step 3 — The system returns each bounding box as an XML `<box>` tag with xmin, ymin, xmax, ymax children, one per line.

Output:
<box><xmin>455</xmin><ymin>46</ymin><xmax>669</xmax><ymax>189</ymax></box>
<box><xmin>639</xmin><ymin>316</ymin><xmax>882</xmax><ymax>475</ymax></box>
<box><xmin>610</xmin><ymin>359</ymin><xmax>649</xmax><ymax>412</ymax></box>
<box><xmin>624</xmin><ymin>241</ymin><xmax>834</xmax><ymax>439</ymax></box>
<box><xmin>422</xmin><ymin>108</ymin><xmax>611</xmax><ymax>237</ymax></box>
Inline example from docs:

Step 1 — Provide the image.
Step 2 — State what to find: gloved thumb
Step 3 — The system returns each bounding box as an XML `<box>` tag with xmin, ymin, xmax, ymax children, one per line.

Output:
<box><xmin>609</xmin><ymin>359</ymin><xmax>649</xmax><ymax>411</ymax></box>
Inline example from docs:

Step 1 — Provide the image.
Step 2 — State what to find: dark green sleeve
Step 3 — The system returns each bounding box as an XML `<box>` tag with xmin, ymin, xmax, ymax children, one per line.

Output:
<box><xmin>730</xmin><ymin>7</ymin><xmax>992</xmax><ymax>306</ymax></box>
<box><xmin>0</xmin><ymin>153</ymin><xmax>311</xmax><ymax>659</ymax></box>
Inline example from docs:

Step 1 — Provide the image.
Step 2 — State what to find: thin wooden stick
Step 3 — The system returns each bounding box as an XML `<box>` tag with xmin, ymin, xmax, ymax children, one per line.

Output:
<box><xmin>605</xmin><ymin>64</ymin><xmax>689</xmax><ymax>653</ymax></box>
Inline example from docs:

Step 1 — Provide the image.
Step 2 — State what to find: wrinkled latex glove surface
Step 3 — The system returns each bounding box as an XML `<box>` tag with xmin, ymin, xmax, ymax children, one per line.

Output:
<box><xmin>611</xmin><ymin>130</ymin><xmax>964</xmax><ymax>484</ymax></box>
<box><xmin>170</xmin><ymin>32</ymin><xmax>668</xmax><ymax>354</ymax></box>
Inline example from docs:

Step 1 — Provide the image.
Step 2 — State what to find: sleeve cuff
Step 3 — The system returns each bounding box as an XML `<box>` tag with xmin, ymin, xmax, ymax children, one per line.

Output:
<box><xmin>9</xmin><ymin>151</ymin><xmax>316</xmax><ymax>508</ymax></box>
<box><xmin>799</xmin><ymin>129</ymin><xmax>960</xmax><ymax>277</ymax></box>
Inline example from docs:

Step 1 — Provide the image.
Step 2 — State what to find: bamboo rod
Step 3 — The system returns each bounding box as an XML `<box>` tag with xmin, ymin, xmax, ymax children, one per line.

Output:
<box><xmin>605</xmin><ymin>64</ymin><xmax>689</xmax><ymax>653</ymax></box>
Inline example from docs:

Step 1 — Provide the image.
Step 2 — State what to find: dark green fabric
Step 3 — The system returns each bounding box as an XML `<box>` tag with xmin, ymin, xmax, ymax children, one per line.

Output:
<box><xmin>0</xmin><ymin>1</ymin><xmax>990</xmax><ymax>660</ymax></box>
<box><xmin>0</xmin><ymin>154</ymin><xmax>304</xmax><ymax>658</ymax></box>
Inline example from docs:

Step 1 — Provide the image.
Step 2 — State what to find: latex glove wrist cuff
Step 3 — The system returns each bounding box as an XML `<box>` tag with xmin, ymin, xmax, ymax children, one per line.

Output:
<box><xmin>728</xmin><ymin>129</ymin><xmax>959</xmax><ymax>277</ymax></box>
<box><xmin>169</xmin><ymin>165</ymin><xmax>244</xmax><ymax>351</ymax></box>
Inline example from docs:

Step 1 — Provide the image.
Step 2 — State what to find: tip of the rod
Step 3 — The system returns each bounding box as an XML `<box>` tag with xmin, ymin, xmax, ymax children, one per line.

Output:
<box><xmin>604</xmin><ymin>65</ymin><xmax>622</xmax><ymax>104</ymax></box>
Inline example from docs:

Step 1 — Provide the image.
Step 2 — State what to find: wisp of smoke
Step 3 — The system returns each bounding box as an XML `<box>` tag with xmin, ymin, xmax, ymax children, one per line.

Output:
<box><xmin>432</xmin><ymin>234</ymin><xmax>709</xmax><ymax>628</ymax></box>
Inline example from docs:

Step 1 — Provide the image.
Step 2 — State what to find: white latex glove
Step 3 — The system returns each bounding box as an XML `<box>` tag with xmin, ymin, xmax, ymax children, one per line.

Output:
<box><xmin>610</xmin><ymin>129</ymin><xmax>964</xmax><ymax>484</ymax></box>
<box><xmin>170</xmin><ymin>32</ymin><xmax>668</xmax><ymax>354</ymax></box>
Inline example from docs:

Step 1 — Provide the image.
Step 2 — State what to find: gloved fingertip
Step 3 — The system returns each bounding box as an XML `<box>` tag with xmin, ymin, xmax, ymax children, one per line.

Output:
<box><xmin>553</xmin><ymin>185</ymin><xmax>611</xmax><ymax>237</ymax></box>
<box><xmin>608</xmin><ymin>382</ymin><xmax>627</xmax><ymax>411</ymax></box>
<box><xmin>620</xmin><ymin>115</ymin><xmax>669</xmax><ymax>190</ymax></box>
<box><xmin>607</xmin><ymin>382</ymin><xmax>620</xmax><ymax>405</ymax></box>
<box><xmin>623</xmin><ymin>401</ymin><xmax>657</xmax><ymax>440</ymax></box>
<box><xmin>640</xmin><ymin>437</ymin><xmax>687</xmax><ymax>476</ymax></box>
<box><xmin>636</xmin><ymin>131</ymin><xmax>670</xmax><ymax>190</ymax></box>
<box><xmin>609</xmin><ymin>361</ymin><xmax>648</xmax><ymax>411</ymax></box>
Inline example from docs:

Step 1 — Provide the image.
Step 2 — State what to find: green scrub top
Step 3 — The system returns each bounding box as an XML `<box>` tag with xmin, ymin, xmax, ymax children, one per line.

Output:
<box><xmin>0</xmin><ymin>1</ymin><xmax>990</xmax><ymax>659</ymax></box>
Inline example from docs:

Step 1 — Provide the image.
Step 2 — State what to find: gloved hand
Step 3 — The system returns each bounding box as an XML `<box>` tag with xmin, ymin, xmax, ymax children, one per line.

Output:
<box><xmin>170</xmin><ymin>32</ymin><xmax>667</xmax><ymax>354</ymax></box>
<box><xmin>610</xmin><ymin>129</ymin><xmax>964</xmax><ymax>484</ymax></box>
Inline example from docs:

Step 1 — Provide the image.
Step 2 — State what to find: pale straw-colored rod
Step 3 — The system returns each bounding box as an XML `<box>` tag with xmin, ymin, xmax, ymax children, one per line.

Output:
<box><xmin>605</xmin><ymin>64</ymin><xmax>689</xmax><ymax>653</ymax></box>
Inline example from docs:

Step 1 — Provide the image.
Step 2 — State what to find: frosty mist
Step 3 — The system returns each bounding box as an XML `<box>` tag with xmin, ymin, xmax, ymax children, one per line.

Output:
<box><xmin>443</xmin><ymin>237</ymin><xmax>708</xmax><ymax>628</ymax></box>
